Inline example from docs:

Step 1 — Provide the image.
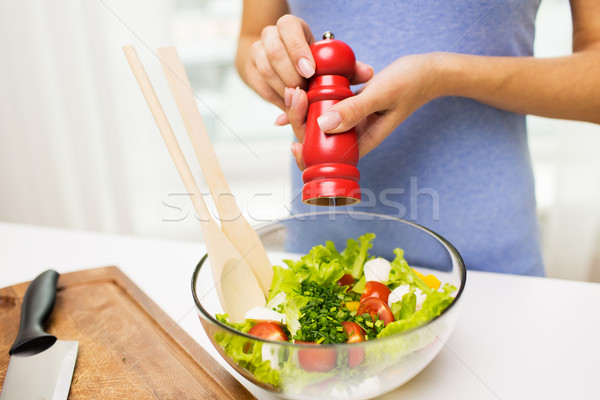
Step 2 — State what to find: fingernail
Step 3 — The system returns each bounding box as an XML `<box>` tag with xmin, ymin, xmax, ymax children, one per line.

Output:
<box><xmin>275</xmin><ymin>113</ymin><xmax>288</xmax><ymax>126</ymax></box>
<box><xmin>284</xmin><ymin>88</ymin><xmax>292</xmax><ymax>108</ymax></box>
<box><xmin>290</xmin><ymin>87</ymin><xmax>301</xmax><ymax>109</ymax></box>
<box><xmin>291</xmin><ymin>142</ymin><xmax>302</xmax><ymax>159</ymax></box>
<box><xmin>317</xmin><ymin>111</ymin><xmax>342</xmax><ymax>131</ymax></box>
<box><xmin>298</xmin><ymin>57</ymin><xmax>315</xmax><ymax>78</ymax></box>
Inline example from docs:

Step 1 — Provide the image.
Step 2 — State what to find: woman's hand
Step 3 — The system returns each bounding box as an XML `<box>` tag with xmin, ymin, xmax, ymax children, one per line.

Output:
<box><xmin>238</xmin><ymin>14</ymin><xmax>373</xmax><ymax>122</ymax></box>
<box><xmin>241</xmin><ymin>15</ymin><xmax>316</xmax><ymax>112</ymax></box>
<box><xmin>287</xmin><ymin>53</ymin><xmax>449</xmax><ymax>170</ymax></box>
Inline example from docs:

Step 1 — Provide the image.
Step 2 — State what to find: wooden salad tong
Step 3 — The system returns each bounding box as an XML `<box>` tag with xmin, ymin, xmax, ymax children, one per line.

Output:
<box><xmin>123</xmin><ymin>45</ymin><xmax>268</xmax><ymax>321</ymax></box>
<box><xmin>156</xmin><ymin>47</ymin><xmax>273</xmax><ymax>294</ymax></box>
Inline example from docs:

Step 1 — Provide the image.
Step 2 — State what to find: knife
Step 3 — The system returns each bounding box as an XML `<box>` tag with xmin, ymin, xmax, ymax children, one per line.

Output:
<box><xmin>0</xmin><ymin>270</ymin><xmax>78</xmax><ymax>400</ymax></box>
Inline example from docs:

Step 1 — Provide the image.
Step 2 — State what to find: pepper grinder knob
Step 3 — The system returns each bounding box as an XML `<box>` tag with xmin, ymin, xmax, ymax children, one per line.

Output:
<box><xmin>322</xmin><ymin>31</ymin><xmax>335</xmax><ymax>40</ymax></box>
<box><xmin>301</xmin><ymin>32</ymin><xmax>361</xmax><ymax>206</ymax></box>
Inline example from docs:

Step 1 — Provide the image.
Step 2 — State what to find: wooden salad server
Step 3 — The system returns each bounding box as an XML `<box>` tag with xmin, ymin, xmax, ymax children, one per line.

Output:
<box><xmin>156</xmin><ymin>47</ymin><xmax>273</xmax><ymax>295</ymax></box>
<box><xmin>123</xmin><ymin>45</ymin><xmax>265</xmax><ymax>321</ymax></box>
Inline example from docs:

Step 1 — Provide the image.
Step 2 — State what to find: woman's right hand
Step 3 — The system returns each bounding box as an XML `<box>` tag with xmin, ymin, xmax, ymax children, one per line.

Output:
<box><xmin>239</xmin><ymin>14</ymin><xmax>373</xmax><ymax>125</ymax></box>
<box><xmin>240</xmin><ymin>14</ymin><xmax>317</xmax><ymax>112</ymax></box>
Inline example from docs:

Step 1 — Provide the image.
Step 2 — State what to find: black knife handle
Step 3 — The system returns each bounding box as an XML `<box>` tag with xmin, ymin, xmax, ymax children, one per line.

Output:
<box><xmin>9</xmin><ymin>270</ymin><xmax>59</xmax><ymax>355</ymax></box>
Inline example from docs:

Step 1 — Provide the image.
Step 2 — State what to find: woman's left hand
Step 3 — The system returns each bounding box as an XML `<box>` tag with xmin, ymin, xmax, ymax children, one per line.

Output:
<box><xmin>285</xmin><ymin>52</ymin><xmax>450</xmax><ymax>170</ymax></box>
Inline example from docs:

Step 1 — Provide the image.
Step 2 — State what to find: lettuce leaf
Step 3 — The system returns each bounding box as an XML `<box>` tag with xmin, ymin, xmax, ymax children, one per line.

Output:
<box><xmin>377</xmin><ymin>283</ymin><xmax>456</xmax><ymax>338</ymax></box>
<box><xmin>268</xmin><ymin>265</ymin><xmax>299</xmax><ymax>302</ymax></box>
<box><xmin>351</xmin><ymin>275</ymin><xmax>366</xmax><ymax>295</ymax></box>
<box><xmin>282</xmin><ymin>295</ymin><xmax>304</xmax><ymax>338</ymax></box>
<box><xmin>387</xmin><ymin>248</ymin><xmax>431</xmax><ymax>294</ymax></box>
<box><xmin>399</xmin><ymin>289</ymin><xmax>417</xmax><ymax>320</ymax></box>
<box><xmin>214</xmin><ymin>314</ymin><xmax>280</xmax><ymax>386</ymax></box>
<box><xmin>342</xmin><ymin>233</ymin><xmax>376</xmax><ymax>279</ymax></box>
<box><xmin>390</xmin><ymin>285</ymin><xmax>417</xmax><ymax>321</ymax></box>
<box><xmin>325</xmin><ymin>240</ymin><xmax>343</xmax><ymax>261</ymax></box>
<box><xmin>266</xmin><ymin>266</ymin><xmax>306</xmax><ymax>337</ymax></box>
<box><xmin>284</xmin><ymin>245</ymin><xmax>345</xmax><ymax>286</ymax></box>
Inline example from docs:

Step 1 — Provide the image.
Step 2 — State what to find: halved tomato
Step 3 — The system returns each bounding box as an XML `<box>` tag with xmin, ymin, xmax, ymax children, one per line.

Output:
<box><xmin>337</xmin><ymin>273</ymin><xmax>355</xmax><ymax>291</ymax></box>
<box><xmin>341</xmin><ymin>321</ymin><xmax>365</xmax><ymax>368</ymax></box>
<box><xmin>341</xmin><ymin>321</ymin><xmax>364</xmax><ymax>343</ymax></box>
<box><xmin>248</xmin><ymin>322</ymin><xmax>289</xmax><ymax>342</ymax></box>
<box><xmin>296</xmin><ymin>341</ymin><xmax>337</xmax><ymax>372</ymax></box>
<box><xmin>357</xmin><ymin>297</ymin><xmax>394</xmax><ymax>326</ymax></box>
<box><xmin>360</xmin><ymin>281</ymin><xmax>391</xmax><ymax>303</ymax></box>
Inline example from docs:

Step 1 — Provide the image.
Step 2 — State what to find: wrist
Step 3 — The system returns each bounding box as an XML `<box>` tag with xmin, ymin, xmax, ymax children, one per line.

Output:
<box><xmin>425</xmin><ymin>52</ymin><xmax>467</xmax><ymax>99</ymax></box>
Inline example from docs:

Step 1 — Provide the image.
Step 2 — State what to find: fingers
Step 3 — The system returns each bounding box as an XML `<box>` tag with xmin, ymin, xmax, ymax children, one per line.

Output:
<box><xmin>276</xmin><ymin>15</ymin><xmax>316</xmax><ymax>79</ymax></box>
<box><xmin>291</xmin><ymin>142</ymin><xmax>305</xmax><ymax>170</ymax></box>
<box><xmin>251</xmin><ymin>37</ymin><xmax>287</xmax><ymax>99</ymax></box>
<box><xmin>244</xmin><ymin>59</ymin><xmax>286</xmax><ymax>110</ymax></box>
<box><xmin>261</xmin><ymin>25</ymin><xmax>305</xmax><ymax>90</ymax></box>
<box><xmin>354</xmin><ymin>112</ymin><xmax>400</xmax><ymax>158</ymax></box>
<box><xmin>275</xmin><ymin>113</ymin><xmax>289</xmax><ymax>126</ymax></box>
<box><xmin>282</xmin><ymin>86</ymin><xmax>308</xmax><ymax>171</ymax></box>
<box><xmin>350</xmin><ymin>61</ymin><xmax>374</xmax><ymax>85</ymax></box>
<box><xmin>285</xmin><ymin>87</ymin><xmax>309</xmax><ymax>142</ymax></box>
<box><xmin>317</xmin><ymin>89</ymin><xmax>384</xmax><ymax>133</ymax></box>
<box><xmin>245</xmin><ymin>14</ymin><xmax>314</xmax><ymax>111</ymax></box>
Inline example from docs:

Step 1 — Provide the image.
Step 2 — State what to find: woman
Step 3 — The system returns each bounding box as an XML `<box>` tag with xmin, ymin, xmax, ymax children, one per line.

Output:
<box><xmin>235</xmin><ymin>1</ymin><xmax>600</xmax><ymax>275</ymax></box>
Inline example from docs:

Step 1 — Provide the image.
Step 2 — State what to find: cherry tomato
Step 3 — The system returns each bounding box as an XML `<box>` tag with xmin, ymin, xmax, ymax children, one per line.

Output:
<box><xmin>337</xmin><ymin>273</ymin><xmax>355</xmax><ymax>290</ymax></box>
<box><xmin>360</xmin><ymin>281</ymin><xmax>391</xmax><ymax>303</ymax></box>
<box><xmin>248</xmin><ymin>322</ymin><xmax>289</xmax><ymax>342</ymax></box>
<box><xmin>296</xmin><ymin>341</ymin><xmax>337</xmax><ymax>372</ymax></box>
<box><xmin>357</xmin><ymin>297</ymin><xmax>395</xmax><ymax>326</ymax></box>
<box><xmin>341</xmin><ymin>321</ymin><xmax>364</xmax><ymax>343</ymax></box>
<box><xmin>341</xmin><ymin>321</ymin><xmax>365</xmax><ymax>368</ymax></box>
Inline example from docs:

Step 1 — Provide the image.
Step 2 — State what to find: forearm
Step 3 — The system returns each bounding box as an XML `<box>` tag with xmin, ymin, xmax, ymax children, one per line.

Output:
<box><xmin>440</xmin><ymin>50</ymin><xmax>600</xmax><ymax>124</ymax></box>
<box><xmin>235</xmin><ymin>35</ymin><xmax>258</xmax><ymax>84</ymax></box>
<box><xmin>235</xmin><ymin>0</ymin><xmax>288</xmax><ymax>85</ymax></box>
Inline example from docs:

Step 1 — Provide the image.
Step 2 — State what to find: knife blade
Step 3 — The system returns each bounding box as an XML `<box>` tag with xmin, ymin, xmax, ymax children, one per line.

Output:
<box><xmin>0</xmin><ymin>270</ymin><xmax>78</xmax><ymax>400</ymax></box>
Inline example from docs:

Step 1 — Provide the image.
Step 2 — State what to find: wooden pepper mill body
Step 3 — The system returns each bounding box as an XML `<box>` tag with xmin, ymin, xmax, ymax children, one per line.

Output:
<box><xmin>301</xmin><ymin>32</ymin><xmax>361</xmax><ymax>206</ymax></box>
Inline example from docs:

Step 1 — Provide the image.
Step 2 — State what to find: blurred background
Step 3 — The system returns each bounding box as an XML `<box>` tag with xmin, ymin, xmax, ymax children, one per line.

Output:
<box><xmin>0</xmin><ymin>0</ymin><xmax>598</xmax><ymax>282</ymax></box>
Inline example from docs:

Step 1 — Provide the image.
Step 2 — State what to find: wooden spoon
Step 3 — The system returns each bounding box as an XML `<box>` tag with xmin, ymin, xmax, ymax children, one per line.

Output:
<box><xmin>156</xmin><ymin>47</ymin><xmax>273</xmax><ymax>295</ymax></box>
<box><xmin>123</xmin><ymin>45</ymin><xmax>265</xmax><ymax>321</ymax></box>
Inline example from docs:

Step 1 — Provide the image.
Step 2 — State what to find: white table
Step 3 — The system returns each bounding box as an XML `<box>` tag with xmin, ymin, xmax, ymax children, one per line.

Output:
<box><xmin>1</xmin><ymin>222</ymin><xmax>598</xmax><ymax>400</ymax></box>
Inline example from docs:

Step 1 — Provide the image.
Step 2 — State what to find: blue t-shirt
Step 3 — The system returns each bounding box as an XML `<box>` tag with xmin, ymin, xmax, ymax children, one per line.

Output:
<box><xmin>286</xmin><ymin>0</ymin><xmax>545</xmax><ymax>276</ymax></box>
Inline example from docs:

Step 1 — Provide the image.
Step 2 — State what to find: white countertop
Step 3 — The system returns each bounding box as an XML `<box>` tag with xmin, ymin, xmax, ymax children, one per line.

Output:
<box><xmin>1</xmin><ymin>221</ymin><xmax>598</xmax><ymax>400</ymax></box>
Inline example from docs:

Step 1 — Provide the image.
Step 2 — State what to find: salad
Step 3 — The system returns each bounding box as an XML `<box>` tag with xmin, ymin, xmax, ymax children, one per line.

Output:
<box><xmin>214</xmin><ymin>233</ymin><xmax>456</xmax><ymax>392</ymax></box>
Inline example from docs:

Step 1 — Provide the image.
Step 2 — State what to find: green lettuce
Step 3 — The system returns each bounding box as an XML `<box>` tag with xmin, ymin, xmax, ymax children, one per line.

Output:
<box><xmin>387</xmin><ymin>248</ymin><xmax>431</xmax><ymax>294</ymax></box>
<box><xmin>341</xmin><ymin>233</ymin><xmax>376</xmax><ymax>278</ymax></box>
<box><xmin>283</xmin><ymin>245</ymin><xmax>345</xmax><ymax>286</ymax></box>
<box><xmin>266</xmin><ymin>266</ymin><xmax>305</xmax><ymax>337</ymax></box>
<box><xmin>351</xmin><ymin>275</ymin><xmax>366</xmax><ymax>295</ymax></box>
<box><xmin>268</xmin><ymin>265</ymin><xmax>299</xmax><ymax>302</ymax></box>
<box><xmin>390</xmin><ymin>286</ymin><xmax>417</xmax><ymax>321</ymax></box>
<box><xmin>377</xmin><ymin>283</ymin><xmax>456</xmax><ymax>338</ymax></box>
<box><xmin>214</xmin><ymin>314</ymin><xmax>280</xmax><ymax>386</ymax></box>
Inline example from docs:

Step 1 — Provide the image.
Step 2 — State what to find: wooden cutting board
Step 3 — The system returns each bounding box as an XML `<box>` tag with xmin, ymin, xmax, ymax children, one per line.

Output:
<box><xmin>0</xmin><ymin>266</ymin><xmax>256</xmax><ymax>399</ymax></box>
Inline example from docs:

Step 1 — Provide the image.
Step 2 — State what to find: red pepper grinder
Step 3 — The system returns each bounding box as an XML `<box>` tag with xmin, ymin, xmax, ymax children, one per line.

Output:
<box><xmin>301</xmin><ymin>31</ymin><xmax>361</xmax><ymax>206</ymax></box>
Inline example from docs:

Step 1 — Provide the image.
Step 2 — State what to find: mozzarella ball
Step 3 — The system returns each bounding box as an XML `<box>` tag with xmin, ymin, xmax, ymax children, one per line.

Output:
<box><xmin>415</xmin><ymin>291</ymin><xmax>427</xmax><ymax>310</ymax></box>
<box><xmin>261</xmin><ymin>343</ymin><xmax>280</xmax><ymax>370</ymax></box>
<box><xmin>245</xmin><ymin>307</ymin><xmax>286</xmax><ymax>325</ymax></box>
<box><xmin>388</xmin><ymin>285</ymin><xmax>427</xmax><ymax>310</ymax></box>
<box><xmin>388</xmin><ymin>285</ymin><xmax>410</xmax><ymax>306</ymax></box>
<box><xmin>364</xmin><ymin>258</ymin><xmax>392</xmax><ymax>283</ymax></box>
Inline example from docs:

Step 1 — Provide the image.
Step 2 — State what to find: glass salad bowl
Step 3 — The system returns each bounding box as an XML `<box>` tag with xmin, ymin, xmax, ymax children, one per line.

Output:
<box><xmin>192</xmin><ymin>211</ymin><xmax>466</xmax><ymax>400</ymax></box>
